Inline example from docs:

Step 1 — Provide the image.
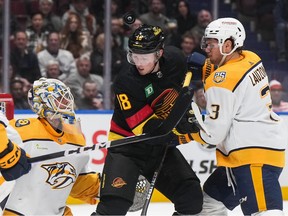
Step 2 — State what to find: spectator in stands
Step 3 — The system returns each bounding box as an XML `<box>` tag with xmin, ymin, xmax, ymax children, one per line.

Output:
<box><xmin>90</xmin><ymin>33</ymin><xmax>127</xmax><ymax>82</ymax></box>
<box><xmin>39</xmin><ymin>0</ymin><xmax>63</xmax><ymax>32</ymax></box>
<box><xmin>65</xmin><ymin>55</ymin><xmax>103</xmax><ymax>100</ymax></box>
<box><xmin>110</xmin><ymin>0</ymin><xmax>123</xmax><ymax>18</ymax></box>
<box><xmin>45</xmin><ymin>60</ymin><xmax>64</xmax><ymax>81</ymax></box>
<box><xmin>10</xmin><ymin>31</ymin><xmax>41</xmax><ymax>84</ymax></box>
<box><xmin>176</xmin><ymin>0</ymin><xmax>197</xmax><ymax>36</ymax></box>
<box><xmin>194</xmin><ymin>85</ymin><xmax>207</xmax><ymax>113</ymax></box>
<box><xmin>273</xmin><ymin>0</ymin><xmax>288</xmax><ymax>62</ymax></box>
<box><xmin>37</xmin><ymin>31</ymin><xmax>77</xmax><ymax>80</ymax></box>
<box><xmin>62</xmin><ymin>0</ymin><xmax>97</xmax><ymax>35</ymax></box>
<box><xmin>0</xmin><ymin>0</ymin><xmax>19</xmax><ymax>48</ymax></box>
<box><xmin>111</xmin><ymin>16</ymin><xmax>125</xmax><ymax>50</ymax></box>
<box><xmin>139</xmin><ymin>0</ymin><xmax>175</xmax><ymax>44</ymax></box>
<box><xmin>60</xmin><ymin>12</ymin><xmax>92</xmax><ymax>59</ymax></box>
<box><xmin>75</xmin><ymin>80</ymin><xmax>104</xmax><ymax>110</ymax></box>
<box><xmin>270</xmin><ymin>79</ymin><xmax>288</xmax><ymax>112</ymax></box>
<box><xmin>122</xmin><ymin>18</ymin><xmax>143</xmax><ymax>50</ymax></box>
<box><xmin>180</xmin><ymin>32</ymin><xmax>197</xmax><ymax>56</ymax></box>
<box><xmin>189</xmin><ymin>9</ymin><xmax>213</xmax><ymax>47</ymax></box>
<box><xmin>25</xmin><ymin>12</ymin><xmax>49</xmax><ymax>54</ymax></box>
<box><xmin>10</xmin><ymin>78</ymin><xmax>30</xmax><ymax>109</ymax></box>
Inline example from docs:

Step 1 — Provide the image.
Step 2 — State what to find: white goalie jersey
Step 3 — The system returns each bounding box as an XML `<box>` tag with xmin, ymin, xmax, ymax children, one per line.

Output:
<box><xmin>0</xmin><ymin>112</ymin><xmax>22</xmax><ymax>216</ymax></box>
<box><xmin>2</xmin><ymin>117</ymin><xmax>100</xmax><ymax>216</ymax></box>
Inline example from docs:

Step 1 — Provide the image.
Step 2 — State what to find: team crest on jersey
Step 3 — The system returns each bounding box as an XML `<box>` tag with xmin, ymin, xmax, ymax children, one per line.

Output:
<box><xmin>111</xmin><ymin>177</ymin><xmax>127</xmax><ymax>188</ymax></box>
<box><xmin>41</xmin><ymin>162</ymin><xmax>77</xmax><ymax>189</ymax></box>
<box><xmin>15</xmin><ymin>119</ymin><xmax>30</xmax><ymax>127</ymax></box>
<box><xmin>213</xmin><ymin>71</ymin><xmax>226</xmax><ymax>83</ymax></box>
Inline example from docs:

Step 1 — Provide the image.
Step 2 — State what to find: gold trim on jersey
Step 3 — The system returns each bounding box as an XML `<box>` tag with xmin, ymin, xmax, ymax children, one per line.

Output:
<box><xmin>205</xmin><ymin>51</ymin><xmax>261</xmax><ymax>92</ymax></box>
<box><xmin>250</xmin><ymin>164</ymin><xmax>267</xmax><ymax>211</ymax></box>
<box><xmin>216</xmin><ymin>148</ymin><xmax>285</xmax><ymax>168</ymax></box>
<box><xmin>9</xmin><ymin>118</ymin><xmax>85</xmax><ymax>146</ymax></box>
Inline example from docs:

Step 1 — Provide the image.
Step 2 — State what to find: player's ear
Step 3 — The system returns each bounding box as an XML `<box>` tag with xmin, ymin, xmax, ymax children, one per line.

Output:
<box><xmin>223</xmin><ymin>39</ymin><xmax>233</xmax><ymax>53</ymax></box>
<box><xmin>156</xmin><ymin>49</ymin><xmax>164</xmax><ymax>58</ymax></box>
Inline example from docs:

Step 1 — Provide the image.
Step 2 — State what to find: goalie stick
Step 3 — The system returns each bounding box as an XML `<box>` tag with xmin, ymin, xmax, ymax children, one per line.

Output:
<box><xmin>28</xmin><ymin>72</ymin><xmax>193</xmax><ymax>164</ymax></box>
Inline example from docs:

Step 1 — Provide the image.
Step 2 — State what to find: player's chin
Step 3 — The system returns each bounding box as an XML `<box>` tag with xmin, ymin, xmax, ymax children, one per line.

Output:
<box><xmin>137</xmin><ymin>68</ymin><xmax>149</xmax><ymax>75</ymax></box>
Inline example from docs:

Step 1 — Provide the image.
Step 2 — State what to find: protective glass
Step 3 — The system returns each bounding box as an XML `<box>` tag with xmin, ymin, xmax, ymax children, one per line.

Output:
<box><xmin>127</xmin><ymin>52</ymin><xmax>158</xmax><ymax>65</ymax></box>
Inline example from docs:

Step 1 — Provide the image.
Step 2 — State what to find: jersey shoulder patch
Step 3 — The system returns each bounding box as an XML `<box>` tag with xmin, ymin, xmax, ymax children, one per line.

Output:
<box><xmin>15</xmin><ymin>119</ymin><xmax>30</xmax><ymax>127</ymax></box>
<box><xmin>212</xmin><ymin>71</ymin><xmax>227</xmax><ymax>84</ymax></box>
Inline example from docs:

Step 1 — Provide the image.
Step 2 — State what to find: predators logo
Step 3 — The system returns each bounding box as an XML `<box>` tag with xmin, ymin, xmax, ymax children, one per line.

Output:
<box><xmin>41</xmin><ymin>162</ymin><xmax>77</xmax><ymax>189</ymax></box>
<box><xmin>213</xmin><ymin>71</ymin><xmax>226</xmax><ymax>84</ymax></box>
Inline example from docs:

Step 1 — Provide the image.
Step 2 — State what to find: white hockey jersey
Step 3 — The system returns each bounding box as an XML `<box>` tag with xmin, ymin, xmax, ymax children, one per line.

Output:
<box><xmin>3</xmin><ymin>117</ymin><xmax>100</xmax><ymax>216</ymax></box>
<box><xmin>192</xmin><ymin>51</ymin><xmax>288</xmax><ymax>168</ymax></box>
<box><xmin>0</xmin><ymin>112</ymin><xmax>22</xmax><ymax>216</ymax></box>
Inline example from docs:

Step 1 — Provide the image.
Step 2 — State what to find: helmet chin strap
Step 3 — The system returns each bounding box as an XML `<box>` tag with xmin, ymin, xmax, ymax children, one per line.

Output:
<box><xmin>218</xmin><ymin>55</ymin><xmax>227</xmax><ymax>67</ymax></box>
<box><xmin>149</xmin><ymin>61</ymin><xmax>159</xmax><ymax>74</ymax></box>
<box><xmin>218</xmin><ymin>45</ymin><xmax>237</xmax><ymax>67</ymax></box>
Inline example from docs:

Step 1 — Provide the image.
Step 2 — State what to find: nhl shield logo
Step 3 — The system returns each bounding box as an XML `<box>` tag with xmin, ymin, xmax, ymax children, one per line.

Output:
<box><xmin>213</xmin><ymin>72</ymin><xmax>226</xmax><ymax>83</ymax></box>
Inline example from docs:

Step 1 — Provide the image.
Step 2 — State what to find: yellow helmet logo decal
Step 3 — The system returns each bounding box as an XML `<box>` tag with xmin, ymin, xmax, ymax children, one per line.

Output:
<box><xmin>135</xmin><ymin>34</ymin><xmax>144</xmax><ymax>41</ymax></box>
<box><xmin>153</xmin><ymin>27</ymin><xmax>161</xmax><ymax>36</ymax></box>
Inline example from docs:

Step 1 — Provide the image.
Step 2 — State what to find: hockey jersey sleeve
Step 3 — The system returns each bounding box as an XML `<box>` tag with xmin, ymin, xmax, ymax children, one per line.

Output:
<box><xmin>0</xmin><ymin>113</ymin><xmax>31</xmax><ymax>181</ymax></box>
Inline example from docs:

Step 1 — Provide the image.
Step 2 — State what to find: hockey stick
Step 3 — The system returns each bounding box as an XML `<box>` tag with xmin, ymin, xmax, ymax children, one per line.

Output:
<box><xmin>190</xmin><ymin>101</ymin><xmax>211</xmax><ymax>137</ymax></box>
<box><xmin>28</xmin><ymin>72</ymin><xmax>193</xmax><ymax>164</ymax></box>
<box><xmin>140</xmin><ymin>72</ymin><xmax>193</xmax><ymax>216</ymax></box>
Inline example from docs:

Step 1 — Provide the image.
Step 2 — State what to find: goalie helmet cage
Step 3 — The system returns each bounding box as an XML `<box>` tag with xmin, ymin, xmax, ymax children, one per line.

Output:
<box><xmin>0</xmin><ymin>93</ymin><xmax>14</xmax><ymax>120</ymax></box>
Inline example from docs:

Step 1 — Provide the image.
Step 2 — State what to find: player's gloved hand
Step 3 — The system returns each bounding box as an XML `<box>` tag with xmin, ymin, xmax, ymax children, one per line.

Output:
<box><xmin>0</xmin><ymin>140</ymin><xmax>31</xmax><ymax>181</ymax></box>
<box><xmin>175</xmin><ymin>109</ymin><xmax>200</xmax><ymax>134</ymax></box>
<box><xmin>143</xmin><ymin>118</ymin><xmax>164</xmax><ymax>134</ymax></box>
<box><xmin>168</xmin><ymin>133</ymin><xmax>194</xmax><ymax>147</ymax></box>
<box><xmin>143</xmin><ymin>118</ymin><xmax>175</xmax><ymax>145</ymax></box>
<box><xmin>187</xmin><ymin>52</ymin><xmax>216</xmax><ymax>81</ymax></box>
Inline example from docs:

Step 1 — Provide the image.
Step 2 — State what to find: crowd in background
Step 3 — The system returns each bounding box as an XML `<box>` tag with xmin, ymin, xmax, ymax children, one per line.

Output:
<box><xmin>0</xmin><ymin>0</ymin><xmax>287</xmax><ymax>111</ymax></box>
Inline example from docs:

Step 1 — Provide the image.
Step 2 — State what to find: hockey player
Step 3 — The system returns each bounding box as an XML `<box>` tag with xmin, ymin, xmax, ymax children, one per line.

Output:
<box><xmin>3</xmin><ymin>78</ymin><xmax>100</xmax><ymax>215</ymax></box>
<box><xmin>92</xmin><ymin>24</ymin><xmax>203</xmax><ymax>215</ymax></box>
<box><xmin>0</xmin><ymin>106</ymin><xmax>31</xmax><ymax>215</ymax></box>
<box><xmin>178</xmin><ymin>17</ymin><xmax>288</xmax><ymax>215</ymax></box>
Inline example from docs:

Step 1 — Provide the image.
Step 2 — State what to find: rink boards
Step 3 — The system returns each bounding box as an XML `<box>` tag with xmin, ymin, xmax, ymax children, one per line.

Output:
<box><xmin>14</xmin><ymin>110</ymin><xmax>288</xmax><ymax>203</ymax></box>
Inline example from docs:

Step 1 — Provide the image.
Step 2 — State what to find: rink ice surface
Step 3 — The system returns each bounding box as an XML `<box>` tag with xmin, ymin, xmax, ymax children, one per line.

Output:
<box><xmin>69</xmin><ymin>201</ymin><xmax>288</xmax><ymax>216</ymax></box>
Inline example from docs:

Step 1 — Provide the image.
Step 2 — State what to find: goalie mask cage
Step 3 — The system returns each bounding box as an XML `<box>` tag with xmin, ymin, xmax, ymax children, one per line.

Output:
<box><xmin>0</xmin><ymin>93</ymin><xmax>14</xmax><ymax>120</ymax></box>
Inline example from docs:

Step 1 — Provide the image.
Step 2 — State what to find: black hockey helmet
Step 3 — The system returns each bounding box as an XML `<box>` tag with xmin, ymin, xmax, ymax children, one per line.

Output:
<box><xmin>128</xmin><ymin>24</ymin><xmax>165</xmax><ymax>54</ymax></box>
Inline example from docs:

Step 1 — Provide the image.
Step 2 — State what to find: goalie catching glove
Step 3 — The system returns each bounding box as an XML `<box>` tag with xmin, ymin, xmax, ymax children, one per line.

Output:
<box><xmin>0</xmin><ymin>123</ymin><xmax>31</xmax><ymax>181</ymax></box>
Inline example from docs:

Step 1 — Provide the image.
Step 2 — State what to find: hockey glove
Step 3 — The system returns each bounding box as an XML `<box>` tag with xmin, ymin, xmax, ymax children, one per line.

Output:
<box><xmin>142</xmin><ymin>118</ymin><xmax>175</xmax><ymax>145</ymax></box>
<box><xmin>187</xmin><ymin>52</ymin><xmax>216</xmax><ymax>81</ymax></box>
<box><xmin>168</xmin><ymin>133</ymin><xmax>194</xmax><ymax>146</ymax></box>
<box><xmin>175</xmin><ymin>109</ymin><xmax>200</xmax><ymax>134</ymax></box>
<box><xmin>142</xmin><ymin>118</ymin><xmax>164</xmax><ymax>134</ymax></box>
<box><xmin>0</xmin><ymin>140</ymin><xmax>31</xmax><ymax>181</ymax></box>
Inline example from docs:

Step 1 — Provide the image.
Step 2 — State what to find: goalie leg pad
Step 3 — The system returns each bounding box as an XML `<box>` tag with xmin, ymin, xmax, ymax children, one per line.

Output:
<box><xmin>96</xmin><ymin>151</ymin><xmax>139</xmax><ymax>215</ymax></box>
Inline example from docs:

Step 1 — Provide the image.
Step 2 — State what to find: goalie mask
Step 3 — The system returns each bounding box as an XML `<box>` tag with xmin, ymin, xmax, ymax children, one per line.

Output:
<box><xmin>28</xmin><ymin>77</ymin><xmax>75</xmax><ymax>124</ymax></box>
